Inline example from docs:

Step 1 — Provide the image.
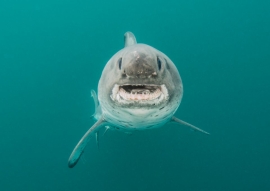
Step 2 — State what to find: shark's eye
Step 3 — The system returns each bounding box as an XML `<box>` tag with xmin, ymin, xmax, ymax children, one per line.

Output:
<box><xmin>118</xmin><ymin>58</ymin><xmax>122</xmax><ymax>70</ymax></box>
<box><xmin>157</xmin><ymin>57</ymin><xmax>162</xmax><ymax>70</ymax></box>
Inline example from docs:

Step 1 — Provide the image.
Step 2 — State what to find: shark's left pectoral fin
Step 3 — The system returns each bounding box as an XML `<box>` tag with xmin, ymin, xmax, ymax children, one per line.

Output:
<box><xmin>68</xmin><ymin>117</ymin><xmax>108</xmax><ymax>168</ymax></box>
<box><xmin>171</xmin><ymin>116</ymin><xmax>210</xmax><ymax>135</ymax></box>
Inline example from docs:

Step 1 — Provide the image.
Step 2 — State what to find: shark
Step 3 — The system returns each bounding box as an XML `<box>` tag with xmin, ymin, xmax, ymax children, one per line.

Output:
<box><xmin>68</xmin><ymin>32</ymin><xmax>209</xmax><ymax>168</ymax></box>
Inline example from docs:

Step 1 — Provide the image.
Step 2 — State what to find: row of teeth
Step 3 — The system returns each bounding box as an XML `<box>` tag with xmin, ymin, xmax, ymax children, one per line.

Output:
<box><xmin>111</xmin><ymin>84</ymin><xmax>169</xmax><ymax>103</ymax></box>
<box><xmin>119</xmin><ymin>88</ymin><xmax>161</xmax><ymax>101</ymax></box>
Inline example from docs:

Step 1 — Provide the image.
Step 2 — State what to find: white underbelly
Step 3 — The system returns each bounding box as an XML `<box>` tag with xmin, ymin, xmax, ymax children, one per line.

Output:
<box><xmin>102</xmin><ymin>107</ymin><xmax>172</xmax><ymax>130</ymax></box>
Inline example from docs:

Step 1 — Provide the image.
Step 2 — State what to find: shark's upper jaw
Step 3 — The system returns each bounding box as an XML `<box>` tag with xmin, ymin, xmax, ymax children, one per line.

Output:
<box><xmin>110</xmin><ymin>84</ymin><xmax>169</xmax><ymax>105</ymax></box>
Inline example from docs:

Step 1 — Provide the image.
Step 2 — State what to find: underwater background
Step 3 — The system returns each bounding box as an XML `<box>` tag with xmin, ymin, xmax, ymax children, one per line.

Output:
<box><xmin>0</xmin><ymin>0</ymin><xmax>270</xmax><ymax>190</ymax></box>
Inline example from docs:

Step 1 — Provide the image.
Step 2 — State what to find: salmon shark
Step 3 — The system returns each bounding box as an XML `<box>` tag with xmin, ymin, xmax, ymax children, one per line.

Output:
<box><xmin>68</xmin><ymin>32</ymin><xmax>209</xmax><ymax>168</ymax></box>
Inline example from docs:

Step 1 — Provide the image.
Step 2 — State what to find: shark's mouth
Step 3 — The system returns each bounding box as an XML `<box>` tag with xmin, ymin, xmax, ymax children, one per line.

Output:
<box><xmin>111</xmin><ymin>84</ymin><xmax>169</xmax><ymax>104</ymax></box>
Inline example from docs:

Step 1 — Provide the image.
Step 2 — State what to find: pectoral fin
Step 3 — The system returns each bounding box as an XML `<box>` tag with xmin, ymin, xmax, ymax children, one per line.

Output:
<box><xmin>68</xmin><ymin>118</ymin><xmax>108</xmax><ymax>168</ymax></box>
<box><xmin>171</xmin><ymin>116</ymin><xmax>210</xmax><ymax>135</ymax></box>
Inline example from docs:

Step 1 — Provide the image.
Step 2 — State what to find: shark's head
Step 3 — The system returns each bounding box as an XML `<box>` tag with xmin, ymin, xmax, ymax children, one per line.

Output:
<box><xmin>98</xmin><ymin>32</ymin><xmax>183</xmax><ymax>129</ymax></box>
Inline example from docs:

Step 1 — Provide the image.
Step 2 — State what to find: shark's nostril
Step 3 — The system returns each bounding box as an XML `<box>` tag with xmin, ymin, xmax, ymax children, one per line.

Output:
<box><xmin>122</xmin><ymin>70</ymin><xmax>127</xmax><ymax>77</ymax></box>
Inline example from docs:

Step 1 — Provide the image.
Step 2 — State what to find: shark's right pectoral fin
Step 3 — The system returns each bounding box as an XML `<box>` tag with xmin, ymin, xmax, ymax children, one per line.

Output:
<box><xmin>171</xmin><ymin>116</ymin><xmax>210</xmax><ymax>135</ymax></box>
<box><xmin>68</xmin><ymin>118</ymin><xmax>108</xmax><ymax>168</ymax></box>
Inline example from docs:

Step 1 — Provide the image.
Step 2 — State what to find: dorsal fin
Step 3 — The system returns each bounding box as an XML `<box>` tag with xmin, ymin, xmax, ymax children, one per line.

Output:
<box><xmin>124</xmin><ymin>32</ymin><xmax>137</xmax><ymax>47</ymax></box>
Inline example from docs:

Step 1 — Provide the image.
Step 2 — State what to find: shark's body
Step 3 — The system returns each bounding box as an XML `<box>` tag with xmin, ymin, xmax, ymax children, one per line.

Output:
<box><xmin>68</xmin><ymin>32</ymin><xmax>209</xmax><ymax>168</ymax></box>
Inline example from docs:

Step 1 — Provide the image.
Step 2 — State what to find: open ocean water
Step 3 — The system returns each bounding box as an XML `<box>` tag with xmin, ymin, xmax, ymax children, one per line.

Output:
<box><xmin>0</xmin><ymin>0</ymin><xmax>270</xmax><ymax>191</ymax></box>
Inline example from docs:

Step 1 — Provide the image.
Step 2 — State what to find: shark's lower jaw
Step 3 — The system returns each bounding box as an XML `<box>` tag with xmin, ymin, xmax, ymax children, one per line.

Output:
<box><xmin>111</xmin><ymin>84</ymin><xmax>169</xmax><ymax>105</ymax></box>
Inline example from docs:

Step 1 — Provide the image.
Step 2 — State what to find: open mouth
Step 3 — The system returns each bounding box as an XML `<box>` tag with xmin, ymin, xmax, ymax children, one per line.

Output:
<box><xmin>111</xmin><ymin>84</ymin><xmax>169</xmax><ymax>104</ymax></box>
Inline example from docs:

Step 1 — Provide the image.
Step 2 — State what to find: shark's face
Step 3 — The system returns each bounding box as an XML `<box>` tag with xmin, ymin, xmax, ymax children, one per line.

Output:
<box><xmin>111</xmin><ymin>45</ymin><xmax>171</xmax><ymax>107</ymax></box>
<box><xmin>98</xmin><ymin>37</ymin><xmax>183</xmax><ymax>129</ymax></box>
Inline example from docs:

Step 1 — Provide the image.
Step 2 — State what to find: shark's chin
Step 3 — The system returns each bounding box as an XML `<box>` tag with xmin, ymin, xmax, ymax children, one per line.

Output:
<box><xmin>110</xmin><ymin>84</ymin><xmax>169</xmax><ymax>105</ymax></box>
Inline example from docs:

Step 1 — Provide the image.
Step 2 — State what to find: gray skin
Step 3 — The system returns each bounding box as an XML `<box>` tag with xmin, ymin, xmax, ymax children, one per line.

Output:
<box><xmin>98</xmin><ymin>44</ymin><xmax>182</xmax><ymax>129</ymax></box>
<box><xmin>68</xmin><ymin>32</ymin><xmax>209</xmax><ymax>168</ymax></box>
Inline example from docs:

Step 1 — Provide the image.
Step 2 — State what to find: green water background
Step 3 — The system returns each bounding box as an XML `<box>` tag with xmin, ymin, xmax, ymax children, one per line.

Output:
<box><xmin>0</xmin><ymin>0</ymin><xmax>269</xmax><ymax>190</ymax></box>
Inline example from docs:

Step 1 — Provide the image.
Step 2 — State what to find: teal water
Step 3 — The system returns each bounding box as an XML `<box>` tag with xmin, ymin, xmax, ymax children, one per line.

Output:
<box><xmin>1</xmin><ymin>0</ymin><xmax>270</xmax><ymax>190</ymax></box>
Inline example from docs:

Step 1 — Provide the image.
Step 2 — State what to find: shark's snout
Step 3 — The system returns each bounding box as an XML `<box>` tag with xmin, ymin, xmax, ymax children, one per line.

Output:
<box><xmin>124</xmin><ymin>63</ymin><xmax>155</xmax><ymax>78</ymax></box>
<box><xmin>121</xmin><ymin>51</ymin><xmax>157</xmax><ymax>78</ymax></box>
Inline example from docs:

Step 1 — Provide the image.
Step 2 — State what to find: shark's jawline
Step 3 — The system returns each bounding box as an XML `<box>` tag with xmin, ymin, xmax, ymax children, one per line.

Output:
<box><xmin>110</xmin><ymin>84</ymin><xmax>168</xmax><ymax>104</ymax></box>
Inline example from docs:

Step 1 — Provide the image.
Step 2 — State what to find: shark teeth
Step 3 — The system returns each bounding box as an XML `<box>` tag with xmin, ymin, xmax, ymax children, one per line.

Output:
<box><xmin>111</xmin><ymin>84</ymin><xmax>119</xmax><ymax>100</ymax></box>
<box><xmin>111</xmin><ymin>84</ymin><xmax>169</xmax><ymax>104</ymax></box>
<box><xmin>119</xmin><ymin>88</ymin><xmax>161</xmax><ymax>101</ymax></box>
